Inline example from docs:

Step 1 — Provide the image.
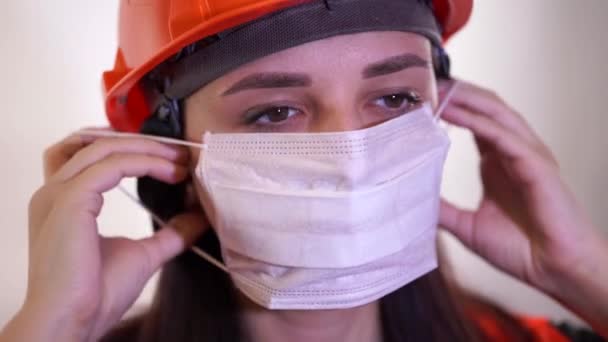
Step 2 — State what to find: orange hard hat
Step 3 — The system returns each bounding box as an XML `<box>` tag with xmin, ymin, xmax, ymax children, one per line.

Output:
<box><xmin>103</xmin><ymin>0</ymin><xmax>473</xmax><ymax>132</ymax></box>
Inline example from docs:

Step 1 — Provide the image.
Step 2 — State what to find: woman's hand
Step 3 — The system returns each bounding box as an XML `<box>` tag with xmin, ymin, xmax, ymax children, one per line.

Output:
<box><xmin>0</xmin><ymin>131</ymin><xmax>207</xmax><ymax>342</ymax></box>
<box><xmin>438</xmin><ymin>80</ymin><xmax>608</xmax><ymax>335</ymax></box>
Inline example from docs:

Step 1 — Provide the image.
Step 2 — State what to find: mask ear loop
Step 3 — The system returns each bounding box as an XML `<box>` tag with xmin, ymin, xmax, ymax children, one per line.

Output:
<box><xmin>117</xmin><ymin>184</ymin><xmax>284</xmax><ymax>298</ymax></box>
<box><xmin>77</xmin><ymin>130</ymin><xmax>208</xmax><ymax>150</ymax></box>
<box><xmin>76</xmin><ymin>130</ymin><xmax>222</xmax><ymax>267</ymax></box>
<box><xmin>78</xmin><ymin>130</ymin><xmax>282</xmax><ymax>295</ymax></box>
<box><xmin>434</xmin><ymin>80</ymin><xmax>459</xmax><ymax>123</ymax></box>
<box><xmin>115</xmin><ymin>185</ymin><xmax>230</xmax><ymax>273</ymax></box>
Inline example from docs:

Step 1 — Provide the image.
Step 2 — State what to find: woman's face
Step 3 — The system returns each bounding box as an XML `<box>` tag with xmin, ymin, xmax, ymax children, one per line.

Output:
<box><xmin>184</xmin><ymin>31</ymin><xmax>437</xmax><ymax>142</ymax></box>
<box><xmin>183</xmin><ymin>31</ymin><xmax>438</xmax><ymax>219</ymax></box>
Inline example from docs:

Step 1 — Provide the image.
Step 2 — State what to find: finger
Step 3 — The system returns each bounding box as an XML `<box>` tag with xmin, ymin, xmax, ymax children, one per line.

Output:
<box><xmin>439</xmin><ymin>198</ymin><xmax>534</xmax><ymax>282</ymax></box>
<box><xmin>68</xmin><ymin>154</ymin><xmax>188</xmax><ymax>195</ymax></box>
<box><xmin>138</xmin><ymin>211</ymin><xmax>210</xmax><ymax>273</ymax></box>
<box><xmin>438</xmin><ymin>198</ymin><xmax>475</xmax><ymax>249</ymax></box>
<box><xmin>438</xmin><ymin>82</ymin><xmax>560</xmax><ymax>167</ymax></box>
<box><xmin>44</xmin><ymin>134</ymin><xmax>95</xmax><ymax>181</ymax></box>
<box><xmin>449</xmin><ymin>81</ymin><xmax>560</xmax><ymax>167</ymax></box>
<box><xmin>442</xmin><ymin>103</ymin><xmax>533</xmax><ymax>160</ymax></box>
<box><xmin>441</xmin><ymin>104</ymin><xmax>557</xmax><ymax>186</ymax></box>
<box><xmin>52</xmin><ymin>137</ymin><xmax>189</xmax><ymax>183</ymax></box>
<box><xmin>40</xmin><ymin>155</ymin><xmax>186</xmax><ymax>241</ymax></box>
<box><xmin>474</xmin><ymin>135</ymin><xmax>493</xmax><ymax>157</ymax></box>
<box><xmin>439</xmin><ymin>80</ymin><xmax>541</xmax><ymax>145</ymax></box>
<box><xmin>43</xmin><ymin>127</ymin><xmax>118</xmax><ymax>181</ymax></box>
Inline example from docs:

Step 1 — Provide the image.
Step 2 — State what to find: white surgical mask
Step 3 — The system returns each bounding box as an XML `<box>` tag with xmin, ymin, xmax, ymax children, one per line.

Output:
<box><xmin>84</xmin><ymin>83</ymin><xmax>457</xmax><ymax>310</ymax></box>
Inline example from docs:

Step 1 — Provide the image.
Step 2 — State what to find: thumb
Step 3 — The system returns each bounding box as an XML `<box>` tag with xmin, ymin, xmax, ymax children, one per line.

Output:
<box><xmin>139</xmin><ymin>211</ymin><xmax>209</xmax><ymax>273</ymax></box>
<box><xmin>439</xmin><ymin>198</ymin><xmax>475</xmax><ymax>250</ymax></box>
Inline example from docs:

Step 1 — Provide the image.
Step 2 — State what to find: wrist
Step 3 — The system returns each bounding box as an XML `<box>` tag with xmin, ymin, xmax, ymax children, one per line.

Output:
<box><xmin>536</xmin><ymin>233</ymin><xmax>608</xmax><ymax>336</ymax></box>
<box><xmin>544</xmin><ymin>233</ymin><xmax>607</xmax><ymax>290</ymax></box>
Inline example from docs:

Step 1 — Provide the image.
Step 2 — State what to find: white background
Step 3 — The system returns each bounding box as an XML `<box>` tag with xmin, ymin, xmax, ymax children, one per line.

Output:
<box><xmin>1</xmin><ymin>1</ymin><xmax>607</xmax><ymax>328</ymax></box>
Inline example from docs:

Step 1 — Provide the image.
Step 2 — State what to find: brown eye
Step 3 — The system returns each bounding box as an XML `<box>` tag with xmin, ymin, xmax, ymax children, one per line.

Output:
<box><xmin>252</xmin><ymin>106</ymin><xmax>301</xmax><ymax>124</ymax></box>
<box><xmin>373</xmin><ymin>91</ymin><xmax>421</xmax><ymax>111</ymax></box>
<box><xmin>383</xmin><ymin>94</ymin><xmax>407</xmax><ymax>108</ymax></box>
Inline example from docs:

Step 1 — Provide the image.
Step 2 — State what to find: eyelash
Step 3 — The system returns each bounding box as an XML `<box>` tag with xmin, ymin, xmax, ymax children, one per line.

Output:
<box><xmin>244</xmin><ymin>105</ymin><xmax>304</xmax><ymax>128</ymax></box>
<box><xmin>244</xmin><ymin>89</ymin><xmax>422</xmax><ymax>129</ymax></box>
<box><xmin>369</xmin><ymin>90</ymin><xmax>422</xmax><ymax>113</ymax></box>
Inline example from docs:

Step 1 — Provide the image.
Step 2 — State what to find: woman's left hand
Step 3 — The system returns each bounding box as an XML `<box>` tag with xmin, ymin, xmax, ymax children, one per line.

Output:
<box><xmin>437</xmin><ymin>80</ymin><xmax>608</xmax><ymax>335</ymax></box>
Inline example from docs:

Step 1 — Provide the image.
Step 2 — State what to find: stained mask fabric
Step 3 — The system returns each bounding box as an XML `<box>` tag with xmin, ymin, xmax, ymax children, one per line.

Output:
<box><xmin>82</xmin><ymin>86</ymin><xmax>456</xmax><ymax>310</ymax></box>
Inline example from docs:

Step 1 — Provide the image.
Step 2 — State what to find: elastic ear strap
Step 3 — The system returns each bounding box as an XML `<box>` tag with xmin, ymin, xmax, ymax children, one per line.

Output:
<box><xmin>116</xmin><ymin>185</ymin><xmax>229</xmax><ymax>273</ymax></box>
<box><xmin>434</xmin><ymin>81</ymin><xmax>459</xmax><ymax>122</ymax></box>
<box><xmin>118</xmin><ymin>185</ymin><xmax>282</xmax><ymax>293</ymax></box>
<box><xmin>78</xmin><ymin>130</ymin><xmax>206</xmax><ymax>150</ymax></box>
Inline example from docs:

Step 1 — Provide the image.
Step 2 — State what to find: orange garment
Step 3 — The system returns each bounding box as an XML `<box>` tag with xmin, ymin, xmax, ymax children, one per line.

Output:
<box><xmin>474</xmin><ymin>314</ymin><xmax>570</xmax><ymax>342</ymax></box>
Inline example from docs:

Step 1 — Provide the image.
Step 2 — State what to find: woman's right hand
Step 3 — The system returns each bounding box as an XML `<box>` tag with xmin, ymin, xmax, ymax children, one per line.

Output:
<box><xmin>0</xmin><ymin>130</ymin><xmax>207</xmax><ymax>342</ymax></box>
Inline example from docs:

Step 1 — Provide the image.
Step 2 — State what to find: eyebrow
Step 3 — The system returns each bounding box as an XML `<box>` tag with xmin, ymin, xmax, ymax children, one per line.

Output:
<box><xmin>222</xmin><ymin>53</ymin><xmax>430</xmax><ymax>96</ymax></box>
<box><xmin>222</xmin><ymin>72</ymin><xmax>312</xmax><ymax>96</ymax></box>
<box><xmin>362</xmin><ymin>53</ymin><xmax>430</xmax><ymax>79</ymax></box>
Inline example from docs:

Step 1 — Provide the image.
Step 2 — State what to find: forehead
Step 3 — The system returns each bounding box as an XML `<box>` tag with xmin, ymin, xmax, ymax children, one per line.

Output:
<box><xmin>205</xmin><ymin>31</ymin><xmax>431</xmax><ymax>87</ymax></box>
